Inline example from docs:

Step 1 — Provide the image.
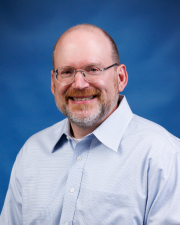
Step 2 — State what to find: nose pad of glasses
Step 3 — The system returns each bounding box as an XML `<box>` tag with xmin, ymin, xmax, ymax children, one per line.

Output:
<box><xmin>82</xmin><ymin>71</ymin><xmax>86</xmax><ymax>77</ymax></box>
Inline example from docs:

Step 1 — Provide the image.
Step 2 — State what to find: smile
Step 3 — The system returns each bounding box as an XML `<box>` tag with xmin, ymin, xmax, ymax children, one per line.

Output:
<box><xmin>70</xmin><ymin>96</ymin><xmax>95</xmax><ymax>101</ymax></box>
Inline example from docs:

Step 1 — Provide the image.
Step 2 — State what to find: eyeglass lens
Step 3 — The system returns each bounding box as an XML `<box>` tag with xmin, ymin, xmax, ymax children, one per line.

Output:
<box><xmin>56</xmin><ymin>64</ymin><xmax>103</xmax><ymax>84</ymax></box>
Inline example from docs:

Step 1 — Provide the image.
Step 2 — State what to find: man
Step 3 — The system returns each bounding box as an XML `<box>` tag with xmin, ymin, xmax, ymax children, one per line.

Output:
<box><xmin>1</xmin><ymin>24</ymin><xmax>180</xmax><ymax>225</ymax></box>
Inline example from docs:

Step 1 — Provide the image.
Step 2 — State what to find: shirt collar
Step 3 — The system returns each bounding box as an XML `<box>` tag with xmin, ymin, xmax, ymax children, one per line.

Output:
<box><xmin>51</xmin><ymin>95</ymin><xmax>133</xmax><ymax>153</ymax></box>
<box><xmin>93</xmin><ymin>95</ymin><xmax>133</xmax><ymax>152</ymax></box>
<box><xmin>51</xmin><ymin>118</ymin><xmax>69</xmax><ymax>152</ymax></box>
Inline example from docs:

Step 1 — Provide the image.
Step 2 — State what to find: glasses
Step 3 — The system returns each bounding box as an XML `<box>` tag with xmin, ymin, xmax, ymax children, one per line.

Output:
<box><xmin>53</xmin><ymin>63</ymin><xmax>119</xmax><ymax>85</ymax></box>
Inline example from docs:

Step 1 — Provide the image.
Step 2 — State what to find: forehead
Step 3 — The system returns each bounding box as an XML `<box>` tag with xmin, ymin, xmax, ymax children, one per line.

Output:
<box><xmin>54</xmin><ymin>28</ymin><xmax>113</xmax><ymax>68</ymax></box>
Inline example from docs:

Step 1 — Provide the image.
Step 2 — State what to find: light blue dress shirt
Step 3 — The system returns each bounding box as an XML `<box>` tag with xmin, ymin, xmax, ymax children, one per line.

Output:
<box><xmin>1</xmin><ymin>96</ymin><xmax>180</xmax><ymax>225</ymax></box>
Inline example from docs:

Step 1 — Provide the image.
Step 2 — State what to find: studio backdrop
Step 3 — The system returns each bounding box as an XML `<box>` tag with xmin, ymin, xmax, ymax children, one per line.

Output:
<box><xmin>0</xmin><ymin>0</ymin><xmax>180</xmax><ymax>211</ymax></box>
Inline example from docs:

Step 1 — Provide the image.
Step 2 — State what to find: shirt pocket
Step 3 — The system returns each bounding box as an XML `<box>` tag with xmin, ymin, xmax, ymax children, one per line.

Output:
<box><xmin>73</xmin><ymin>188</ymin><xmax>134</xmax><ymax>225</ymax></box>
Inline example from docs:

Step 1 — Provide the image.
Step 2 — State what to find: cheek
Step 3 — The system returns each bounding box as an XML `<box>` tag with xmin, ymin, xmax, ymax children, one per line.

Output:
<box><xmin>54</xmin><ymin>87</ymin><xmax>66</xmax><ymax>103</ymax></box>
<box><xmin>104</xmin><ymin>78</ymin><xmax>119</xmax><ymax>99</ymax></box>
<box><xmin>101</xmin><ymin>78</ymin><xmax>118</xmax><ymax>93</ymax></box>
<box><xmin>54</xmin><ymin>83</ymin><xmax>70</xmax><ymax>97</ymax></box>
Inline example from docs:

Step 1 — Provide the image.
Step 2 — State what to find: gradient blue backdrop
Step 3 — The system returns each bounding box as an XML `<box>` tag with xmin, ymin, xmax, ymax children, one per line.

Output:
<box><xmin>0</xmin><ymin>0</ymin><xmax>180</xmax><ymax>211</ymax></box>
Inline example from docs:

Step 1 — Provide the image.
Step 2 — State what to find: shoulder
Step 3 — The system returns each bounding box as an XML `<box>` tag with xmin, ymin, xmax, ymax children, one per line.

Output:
<box><xmin>20</xmin><ymin>118</ymin><xmax>68</xmax><ymax>155</ymax></box>
<box><xmin>10</xmin><ymin>119</ymin><xmax>68</xmax><ymax>181</ymax></box>
<box><xmin>125</xmin><ymin>114</ymin><xmax>180</xmax><ymax>154</ymax></box>
<box><xmin>120</xmin><ymin>115</ymin><xmax>180</xmax><ymax>183</ymax></box>
<box><xmin>28</xmin><ymin>118</ymin><xmax>66</xmax><ymax>140</ymax></box>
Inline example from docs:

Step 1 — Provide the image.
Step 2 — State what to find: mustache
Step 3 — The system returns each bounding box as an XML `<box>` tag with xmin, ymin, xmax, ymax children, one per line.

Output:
<box><xmin>65</xmin><ymin>88</ymin><xmax>101</xmax><ymax>100</ymax></box>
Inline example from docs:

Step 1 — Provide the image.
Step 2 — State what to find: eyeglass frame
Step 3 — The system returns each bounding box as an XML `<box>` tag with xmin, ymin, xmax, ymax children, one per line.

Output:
<box><xmin>53</xmin><ymin>63</ymin><xmax>119</xmax><ymax>85</ymax></box>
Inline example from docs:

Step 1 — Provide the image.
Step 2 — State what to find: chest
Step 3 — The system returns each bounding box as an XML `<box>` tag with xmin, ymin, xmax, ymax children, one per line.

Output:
<box><xmin>22</xmin><ymin>140</ymin><xmax>148</xmax><ymax>225</ymax></box>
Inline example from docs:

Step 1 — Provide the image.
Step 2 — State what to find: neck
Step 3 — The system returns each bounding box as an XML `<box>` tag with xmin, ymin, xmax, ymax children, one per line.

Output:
<box><xmin>70</xmin><ymin>122</ymin><xmax>100</xmax><ymax>139</ymax></box>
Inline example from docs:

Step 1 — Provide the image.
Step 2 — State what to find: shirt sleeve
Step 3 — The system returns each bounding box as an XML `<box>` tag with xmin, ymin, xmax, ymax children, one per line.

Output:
<box><xmin>145</xmin><ymin>149</ymin><xmax>180</xmax><ymax>225</ymax></box>
<box><xmin>0</xmin><ymin>149</ymin><xmax>23</xmax><ymax>225</ymax></box>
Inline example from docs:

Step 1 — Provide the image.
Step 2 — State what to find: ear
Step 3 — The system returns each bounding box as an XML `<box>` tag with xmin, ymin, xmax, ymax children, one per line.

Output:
<box><xmin>117</xmin><ymin>64</ymin><xmax>128</xmax><ymax>92</ymax></box>
<box><xmin>51</xmin><ymin>70</ymin><xmax>55</xmax><ymax>95</ymax></box>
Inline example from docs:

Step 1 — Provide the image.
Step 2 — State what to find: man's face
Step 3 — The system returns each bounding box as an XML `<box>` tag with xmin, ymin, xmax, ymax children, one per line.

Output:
<box><xmin>51</xmin><ymin>29</ymin><xmax>124</xmax><ymax>128</ymax></box>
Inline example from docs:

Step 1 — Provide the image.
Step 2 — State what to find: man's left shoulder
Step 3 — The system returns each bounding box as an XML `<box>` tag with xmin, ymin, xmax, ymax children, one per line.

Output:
<box><xmin>129</xmin><ymin>114</ymin><xmax>180</xmax><ymax>152</ymax></box>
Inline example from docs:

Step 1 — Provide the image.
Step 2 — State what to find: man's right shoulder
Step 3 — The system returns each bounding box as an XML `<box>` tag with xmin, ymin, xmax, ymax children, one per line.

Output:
<box><xmin>20</xmin><ymin>118</ymin><xmax>68</xmax><ymax>155</ymax></box>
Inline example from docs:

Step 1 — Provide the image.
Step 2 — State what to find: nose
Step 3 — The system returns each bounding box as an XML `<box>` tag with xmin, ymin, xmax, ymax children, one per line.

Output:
<box><xmin>71</xmin><ymin>70</ymin><xmax>89</xmax><ymax>89</ymax></box>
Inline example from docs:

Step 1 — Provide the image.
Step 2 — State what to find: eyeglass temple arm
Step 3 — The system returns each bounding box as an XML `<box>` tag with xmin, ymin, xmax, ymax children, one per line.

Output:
<box><xmin>103</xmin><ymin>63</ymin><xmax>119</xmax><ymax>71</ymax></box>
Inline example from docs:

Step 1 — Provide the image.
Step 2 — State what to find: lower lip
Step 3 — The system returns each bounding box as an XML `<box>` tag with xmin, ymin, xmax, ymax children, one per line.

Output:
<box><xmin>69</xmin><ymin>97</ymin><xmax>97</xmax><ymax>104</ymax></box>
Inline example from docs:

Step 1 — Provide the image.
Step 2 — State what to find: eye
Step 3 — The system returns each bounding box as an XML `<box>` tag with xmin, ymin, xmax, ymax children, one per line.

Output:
<box><xmin>63</xmin><ymin>70</ymin><xmax>71</xmax><ymax>74</ymax></box>
<box><xmin>85</xmin><ymin>65</ymin><xmax>101</xmax><ymax>74</ymax></box>
<box><xmin>60</xmin><ymin>67</ymin><xmax>74</xmax><ymax>77</ymax></box>
<box><xmin>90</xmin><ymin>67</ymin><xmax>98</xmax><ymax>72</ymax></box>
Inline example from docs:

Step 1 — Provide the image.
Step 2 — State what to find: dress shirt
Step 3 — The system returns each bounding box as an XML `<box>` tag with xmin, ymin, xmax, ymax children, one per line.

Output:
<box><xmin>1</xmin><ymin>96</ymin><xmax>180</xmax><ymax>225</ymax></box>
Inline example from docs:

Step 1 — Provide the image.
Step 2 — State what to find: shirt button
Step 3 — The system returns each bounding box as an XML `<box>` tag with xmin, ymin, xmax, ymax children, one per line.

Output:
<box><xmin>65</xmin><ymin>223</ymin><xmax>68</xmax><ymax>225</ymax></box>
<box><xmin>70</xmin><ymin>188</ymin><xmax>74</xmax><ymax>193</ymax></box>
<box><xmin>66</xmin><ymin>136</ymin><xmax>69</xmax><ymax>140</ymax></box>
<box><xmin>77</xmin><ymin>156</ymin><xmax>81</xmax><ymax>161</ymax></box>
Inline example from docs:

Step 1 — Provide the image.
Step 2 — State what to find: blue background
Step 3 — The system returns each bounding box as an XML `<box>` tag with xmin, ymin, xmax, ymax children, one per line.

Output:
<box><xmin>0</xmin><ymin>0</ymin><xmax>180</xmax><ymax>211</ymax></box>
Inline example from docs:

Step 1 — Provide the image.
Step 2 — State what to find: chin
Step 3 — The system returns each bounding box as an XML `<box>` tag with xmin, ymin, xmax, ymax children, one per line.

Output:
<box><xmin>55</xmin><ymin>90</ymin><xmax>119</xmax><ymax>128</ymax></box>
<box><xmin>65</xmin><ymin>106</ymin><xmax>106</xmax><ymax>128</ymax></box>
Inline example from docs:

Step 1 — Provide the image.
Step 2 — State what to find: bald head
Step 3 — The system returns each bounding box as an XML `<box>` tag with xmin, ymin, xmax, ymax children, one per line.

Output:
<box><xmin>52</xmin><ymin>24</ymin><xmax>120</xmax><ymax>70</ymax></box>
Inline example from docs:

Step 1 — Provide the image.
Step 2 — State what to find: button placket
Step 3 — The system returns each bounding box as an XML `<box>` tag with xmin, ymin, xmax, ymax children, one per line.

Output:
<box><xmin>60</xmin><ymin>140</ymin><xmax>90</xmax><ymax>225</ymax></box>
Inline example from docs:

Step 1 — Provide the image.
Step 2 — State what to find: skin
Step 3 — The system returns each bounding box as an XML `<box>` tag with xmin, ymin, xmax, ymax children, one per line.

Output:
<box><xmin>51</xmin><ymin>27</ymin><xmax>128</xmax><ymax>138</ymax></box>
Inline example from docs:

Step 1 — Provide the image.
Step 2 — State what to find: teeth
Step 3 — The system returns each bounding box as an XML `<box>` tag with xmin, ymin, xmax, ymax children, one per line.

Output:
<box><xmin>73</xmin><ymin>96</ymin><xmax>94</xmax><ymax>101</ymax></box>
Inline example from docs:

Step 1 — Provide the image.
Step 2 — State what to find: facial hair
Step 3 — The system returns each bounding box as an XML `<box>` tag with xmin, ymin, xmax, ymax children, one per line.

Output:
<box><xmin>54</xmin><ymin>79</ymin><xmax>119</xmax><ymax>128</ymax></box>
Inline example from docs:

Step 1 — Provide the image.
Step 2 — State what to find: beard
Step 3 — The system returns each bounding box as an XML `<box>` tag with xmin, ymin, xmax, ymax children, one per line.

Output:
<box><xmin>54</xmin><ymin>81</ymin><xmax>119</xmax><ymax>128</ymax></box>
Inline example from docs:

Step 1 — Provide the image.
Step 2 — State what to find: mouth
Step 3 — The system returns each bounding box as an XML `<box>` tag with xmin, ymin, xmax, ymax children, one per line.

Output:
<box><xmin>65</xmin><ymin>88</ymin><xmax>101</xmax><ymax>103</ymax></box>
<box><xmin>70</xmin><ymin>95</ymin><xmax>96</xmax><ymax>101</ymax></box>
